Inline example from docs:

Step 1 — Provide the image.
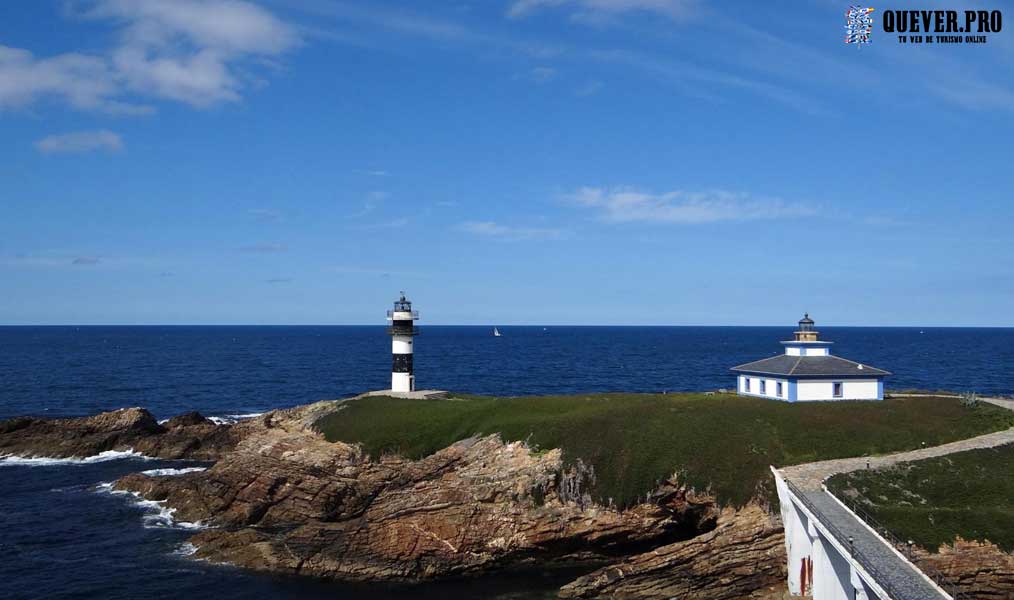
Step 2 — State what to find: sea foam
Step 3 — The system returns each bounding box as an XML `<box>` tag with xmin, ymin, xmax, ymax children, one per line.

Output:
<box><xmin>93</xmin><ymin>480</ymin><xmax>208</xmax><ymax>529</ymax></box>
<box><xmin>0</xmin><ymin>449</ymin><xmax>153</xmax><ymax>467</ymax></box>
<box><xmin>173</xmin><ymin>542</ymin><xmax>200</xmax><ymax>557</ymax></box>
<box><xmin>99</xmin><ymin>488</ymin><xmax>209</xmax><ymax>530</ymax></box>
<box><xmin>208</xmin><ymin>412</ymin><xmax>264</xmax><ymax>425</ymax></box>
<box><xmin>140</xmin><ymin>467</ymin><xmax>207</xmax><ymax>477</ymax></box>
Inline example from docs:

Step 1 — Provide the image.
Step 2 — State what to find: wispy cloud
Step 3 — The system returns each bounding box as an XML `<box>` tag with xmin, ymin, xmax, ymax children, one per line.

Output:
<box><xmin>527</xmin><ymin>66</ymin><xmax>556</xmax><ymax>83</ymax></box>
<box><xmin>351</xmin><ymin>191</ymin><xmax>388</xmax><ymax>218</ymax></box>
<box><xmin>585</xmin><ymin>47</ymin><xmax>827</xmax><ymax>115</ymax></box>
<box><xmin>282</xmin><ymin>2</ymin><xmax>819</xmax><ymax>113</ymax></box>
<box><xmin>362</xmin><ymin>169</ymin><xmax>389</xmax><ymax>177</ymax></box>
<box><xmin>569</xmin><ymin>187</ymin><xmax>815</xmax><ymax>224</ymax></box>
<box><xmin>327</xmin><ymin>265</ymin><xmax>424</xmax><ymax>278</ymax></box>
<box><xmin>238</xmin><ymin>243</ymin><xmax>287</xmax><ymax>253</ymax></box>
<box><xmin>248</xmin><ymin>208</ymin><xmax>282</xmax><ymax>221</ymax></box>
<box><xmin>458</xmin><ymin>221</ymin><xmax>564</xmax><ymax>240</ymax></box>
<box><xmin>35</xmin><ymin>130</ymin><xmax>124</xmax><ymax>154</ymax></box>
<box><xmin>0</xmin><ymin>252</ymin><xmax>162</xmax><ymax>270</ymax></box>
<box><xmin>352</xmin><ymin>217</ymin><xmax>409</xmax><ymax>230</ymax></box>
<box><xmin>507</xmin><ymin>0</ymin><xmax>698</xmax><ymax>22</ymax></box>
<box><xmin>1</xmin><ymin>0</ymin><xmax>299</xmax><ymax>113</ymax></box>
<box><xmin>575</xmin><ymin>80</ymin><xmax>603</xmax><ymax>96</ymax></box>
<box><xmin>265</xmin><ymin>277</ymin><xmax>292</xmax><ymax>283</ymax></box>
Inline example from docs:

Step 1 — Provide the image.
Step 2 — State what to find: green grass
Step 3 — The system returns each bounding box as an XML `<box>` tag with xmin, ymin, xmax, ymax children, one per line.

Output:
<box><xmin>828</xmin><ymin>443</ymin><xmax>1014</xmax><ymax>552</ymax></box>
<box><xmin>314</xmin><ymin>393</ymin><xmax>1014</xmax><ymax>508</ymax></box>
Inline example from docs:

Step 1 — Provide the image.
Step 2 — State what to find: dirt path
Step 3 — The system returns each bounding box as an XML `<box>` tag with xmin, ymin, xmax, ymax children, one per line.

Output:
<box><xmin>781</xmin><ymin>395</ymin><xmax>1014</xmax><ymax>490</ymax></box>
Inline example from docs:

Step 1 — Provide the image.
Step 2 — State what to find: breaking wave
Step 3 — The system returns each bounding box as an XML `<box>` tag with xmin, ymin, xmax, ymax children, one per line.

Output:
<box><xmin>95</xmin><ymin>484</ymin><xmax>208</xmax><ymax>529</ymax></box>
<box><xmin>0</xmin><ymin>449</ymin><xmax>153</xmax><ymax>467</ymax></box>
<box><xmin>140</xmin><ymin>467</ymin><xmax>207</xmax><ymax>477</ymax></box>
<box><xmin>173</xmin><ymin>542</ymin><xmax>200</xmax><ymax>557</ymax></box>
<box><xmin>208</xmin><ymin>412</ymin><xmax>264</xmax><ymax>425</ymax></box>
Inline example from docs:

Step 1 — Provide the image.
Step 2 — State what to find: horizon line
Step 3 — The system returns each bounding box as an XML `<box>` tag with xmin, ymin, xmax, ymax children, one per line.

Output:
<box><xmin>1</xmin><ymin>323</ymin><xmax>1012</xmax><ymax>329</ymax></box>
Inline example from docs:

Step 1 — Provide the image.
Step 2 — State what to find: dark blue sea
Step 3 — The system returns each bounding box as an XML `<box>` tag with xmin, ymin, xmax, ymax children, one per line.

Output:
<box><xmin>2</xmin><ymin>326</ymin><xmax>1012</xmax><ymax>599</ymax></box>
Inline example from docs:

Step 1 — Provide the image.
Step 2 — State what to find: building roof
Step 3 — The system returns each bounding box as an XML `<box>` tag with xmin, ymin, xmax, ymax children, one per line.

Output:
<box><xmin>731</xmin><ymin>354</ymin><xmax>891</xmax><ymax>378</ymax></box>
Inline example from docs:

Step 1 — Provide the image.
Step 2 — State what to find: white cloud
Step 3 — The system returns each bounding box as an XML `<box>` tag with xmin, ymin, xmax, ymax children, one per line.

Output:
<box><xmin>507</xmin><ymin>0</ymin><xmax>697</xmax><ymax>21</ymax></box>
<box><xmin>35</xmin><ymin>130</ymin><xmax>124</xmax><ymax>154</ymax></box>
<box><xmin>1</xmin><ymin>0</ymin><xmax>299</xmax><ymax>113</ymax></box>
<box><xmin>458</xmin><ymin>221</ymin><xmax>564</xmax><ymax>240</ymax></box>
<box><xmin>0</xmin><ymin>46</ymin><xmax>148</xmax><ymax>114</ymax></box>
<box><xmin>92</xmin><ymin>0</ymin><xmax>300</xmax><ymax>107</ymax></box>
<box><xmin>86</xmin><ymin>0</ymin><xmax>299</xmax><ymax>55</ymax></box>
<box><xmin>570</xmin><ymin>187</ymin><xmax>815</xmax><ymax>224</ymax></box>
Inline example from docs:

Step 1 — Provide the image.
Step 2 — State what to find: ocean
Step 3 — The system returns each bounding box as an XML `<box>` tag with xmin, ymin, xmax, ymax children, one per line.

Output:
<box><xmin>1</xmin><ymin>325</ymin><xmax>1012</xmax><ymax>599</ymax></box>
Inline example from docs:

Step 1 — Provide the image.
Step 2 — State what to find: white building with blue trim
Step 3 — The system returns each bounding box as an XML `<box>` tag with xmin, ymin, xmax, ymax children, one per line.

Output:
<box><xmin>731</xmin><ymin>314</ymin><xmax>890</xmax><ymax>401</ymax></box>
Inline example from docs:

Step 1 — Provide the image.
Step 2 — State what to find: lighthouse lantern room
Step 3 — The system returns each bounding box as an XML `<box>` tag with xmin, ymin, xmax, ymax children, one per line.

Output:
<box><xmin>387</xmin><ymin>292</ymin><xmax>419</xmax><ymax>392</ymax></box>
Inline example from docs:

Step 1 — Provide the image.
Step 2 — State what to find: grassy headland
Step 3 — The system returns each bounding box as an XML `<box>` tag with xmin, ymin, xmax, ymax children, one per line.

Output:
<box><xmin>314</xmin><ymin>393</ymin><xmax>1014</xmax><ymax>508</ymax></box>
<box><xmin>828</xmin><ymin>443</ymin><xmax>1014</xmax><ymax>552</ymax></box>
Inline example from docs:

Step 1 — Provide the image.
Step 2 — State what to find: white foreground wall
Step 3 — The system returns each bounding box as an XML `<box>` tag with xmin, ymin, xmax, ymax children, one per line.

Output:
<box><xmin>773</xmin><ymin>471</ymin><xmax>889</xmax><ymax>600</ymax></box>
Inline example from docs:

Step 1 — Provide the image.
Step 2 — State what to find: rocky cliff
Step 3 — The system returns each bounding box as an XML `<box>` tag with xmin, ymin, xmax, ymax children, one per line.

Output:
<box><xmin>0</xmin><ymin>407</ymin><xmax>242</xmax><ymax>460</ymax></box>
<box><xmin>558</xmin><ymin>504</ymin><xmax>786</xmax><ymax>599</ymax></box>
<box><xmin>1</xmin><ymin>402</ymin><xmax>789</xmax><ymax>597</ymax></box>
<box><xmin>914</xmin><ymin>539</ymin><xmax>1014</xmax><ymax>600</ymax></box>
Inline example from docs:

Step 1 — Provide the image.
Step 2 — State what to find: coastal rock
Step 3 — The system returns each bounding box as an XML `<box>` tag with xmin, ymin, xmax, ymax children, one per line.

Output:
<box><xmin>110</xmin><ymin>402</ymin><xmax>729</xmax><ymax>584</ymax></box>
<box><xmin>0</xmin><ymin>407</ymin><xmax>240</xmax><ymax>461</ymax></box>
<box><xmin>914</xmin><ymin>538</ymin><xmax>1014</xmax><ymax>599</ymax></box>
<box><xmin>2</xmin><ymin>401</ymin><xmax>790</xmax><ymax>598</ymax></box>
<box><xmin>557</xmin><ymin>503</ymin><xmax>786</xmax><ymax>600</ymax></box>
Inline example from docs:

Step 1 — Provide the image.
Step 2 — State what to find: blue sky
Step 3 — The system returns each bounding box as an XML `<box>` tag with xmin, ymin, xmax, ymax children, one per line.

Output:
<box><xmin>2</xmin><ymin>0</ymin><xmax>1013</xmax><ymax>326</ymax></box>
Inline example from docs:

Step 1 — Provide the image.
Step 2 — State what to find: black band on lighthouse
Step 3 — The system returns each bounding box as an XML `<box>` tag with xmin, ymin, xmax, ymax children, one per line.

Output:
<box><xmin>392</xmin><ymin>354</ymin><xmax>413</xmax><ymax>373</ymax></box>
<box><xmin>389</xmin><ymin>319</ymin><xmax>417</xmax><ymax>336</ymax></box>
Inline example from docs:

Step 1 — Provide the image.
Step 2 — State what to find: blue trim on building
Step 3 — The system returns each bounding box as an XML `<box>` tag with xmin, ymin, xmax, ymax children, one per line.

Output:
<box><xmin>788</xmin><ymin>380</ymin><xmax>797</xmax><ymax>402</ymax></box>
<box><xmin>877</xmin><ymin>379</ymin><xmax>884</xmax><ymax>400</ymax></box>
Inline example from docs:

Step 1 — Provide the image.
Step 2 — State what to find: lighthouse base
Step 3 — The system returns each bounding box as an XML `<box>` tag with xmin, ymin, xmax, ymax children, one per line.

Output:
<box><xmin>366</xmin><ymin>389</ymin><xmax>449</xmax><ymax>400</ymax></box>
<box><xmin>392</xmin><ymin>372</ymin><xmax>416</xmax><ymax>393</ymax></box>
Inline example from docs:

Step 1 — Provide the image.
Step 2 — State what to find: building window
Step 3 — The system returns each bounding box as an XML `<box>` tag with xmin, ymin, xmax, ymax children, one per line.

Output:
<box><xmin>744</xmin><ymin>378</ymin><xmax>750</xmax><ymax>392</ymax></box>
<box><xmin>760</xmin><ymin>380</ymin><xmax>767</xmax><ymax>394</ymax></box>
<box><xmin>776</xmin><ymin>382</ymin><xmax>783</xmax><ymax>397</ymax></box>
<box><xmin>833</xmin><ymin>382</ymin><xmax>843</xmax><ymax>398</ymax></box>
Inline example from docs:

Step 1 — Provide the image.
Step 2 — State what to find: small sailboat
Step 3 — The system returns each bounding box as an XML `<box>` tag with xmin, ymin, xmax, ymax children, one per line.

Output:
<box><xmin>493</xmin><ymin>327</ymin><xmax>502</xmax><ymax>337</ymax></box>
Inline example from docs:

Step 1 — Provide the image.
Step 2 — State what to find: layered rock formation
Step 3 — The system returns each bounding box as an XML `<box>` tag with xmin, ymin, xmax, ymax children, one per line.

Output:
<box><xmin>0</xmin><ymin>407</ymin><xmax>241</xmax><ymax>460</ymax></box>
<box><xmin>915</xmin><ymin>539</ymin><xmax>1014</xmax><ymax>600</ymax></box>
<box><xmin>558</xmin><ymin>504</ymin><xmax>786</xmax><ymax>599</ymax></box>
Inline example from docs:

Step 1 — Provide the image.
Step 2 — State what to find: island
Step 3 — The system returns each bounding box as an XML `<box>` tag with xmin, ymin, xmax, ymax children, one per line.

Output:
<box><xmin>2</xmin><ymin>391</ymin><xmax>1012</xmax><ymax>599</ymax></box>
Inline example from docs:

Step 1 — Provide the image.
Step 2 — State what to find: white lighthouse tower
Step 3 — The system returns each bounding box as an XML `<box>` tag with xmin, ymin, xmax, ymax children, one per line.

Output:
<box><xmin>386</xmin><ymin>292</ymin><xmax>419</xmax><ymax>392</ymax></box>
